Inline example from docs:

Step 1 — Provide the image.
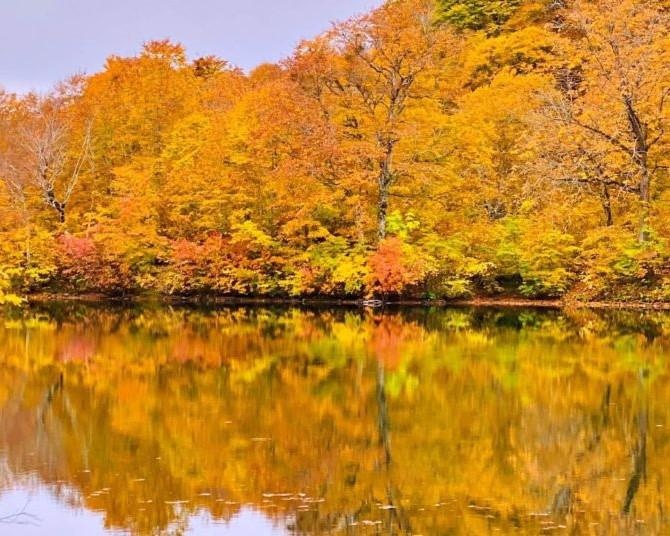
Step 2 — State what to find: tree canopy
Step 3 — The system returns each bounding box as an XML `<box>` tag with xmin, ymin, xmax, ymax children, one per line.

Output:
<box><xmin>0</xmin><ymin>0</ymin><xmax>669</xmax><ymax>302</ymax></box>
<box><xmin>436</xmin><ymin>0</ymin><xmax>523</xmax><ymax>29</ymax></box>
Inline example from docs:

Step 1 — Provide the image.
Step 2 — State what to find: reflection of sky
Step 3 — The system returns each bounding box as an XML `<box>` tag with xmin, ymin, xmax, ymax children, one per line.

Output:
<box><xmin>0</xmin><ymin>487</ymin><xmax>289</xmax><ymax>535</ymax></box>
<box><xmin>0</xmin><ymin>0</ymin><xmax>381</xmax><ymax>94</ymax></box>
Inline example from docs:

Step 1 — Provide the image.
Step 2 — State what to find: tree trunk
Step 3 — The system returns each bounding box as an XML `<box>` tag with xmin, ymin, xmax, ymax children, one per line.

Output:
<box><xmin>377</xmin><ymin>141</ymin><xmax>394</xmax><ymax>242</ymax></box>
<box><xmin>623</xmin><ymin>96</ymin><xmax>650</xmax><ymax>243</ymax></box>
<box><xmin>600</xmin><ymin>183</ymin><xmax>613</xmax><ymax>226</ymax></box>
<box><xmin>25</xmin><ymin>221</ymin><xmax>31</xmax><ymax>267</ymax></box>
<box><xmin>638</xmin><ymin>169</ymin><xmax>650</xmax><ymax>243</ymax></box>
<box><xmin>45</xmin><ymin>189</ymin><xmax>66</xmax><ymax>223</ymax></box>
<box><xmin>378</xmin><ymin>182</ymin><xmax>390</xmax><ymax>242</ymax></box>
<box><xmin>56</xmin><ymin>205</ymin><xmax>65</xmax><ymax>224</ymax></box>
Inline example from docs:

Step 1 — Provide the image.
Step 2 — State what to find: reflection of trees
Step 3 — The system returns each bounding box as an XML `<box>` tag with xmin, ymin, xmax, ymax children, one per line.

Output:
<box><xmin>622</xmin><ymin>373</ymin><xmax>649</xmax><ymax>517</ymax></box>
<box><xmin>0</xmin><ymin>502</ymin><xmax>40</xmax><ymax>527</ymax></box>
<box><xmin>0</xmin><ymin>306</ymin><xmax>668</xmax><ymax>533</ymax></box>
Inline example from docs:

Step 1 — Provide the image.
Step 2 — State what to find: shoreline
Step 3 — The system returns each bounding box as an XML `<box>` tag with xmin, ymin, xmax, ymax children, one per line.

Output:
<box><xmin>21</xmin><ymin>293</ymin><xmax>670</xmax><ymax>311</ymax></box>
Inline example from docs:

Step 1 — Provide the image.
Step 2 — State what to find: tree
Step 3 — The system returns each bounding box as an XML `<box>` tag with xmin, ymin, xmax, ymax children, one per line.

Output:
<box><xmin>544</xmin><ymin>0</ymin><xmax>670</xmax><ymax>242</ymax></box>
<box><xmin>292</xmin><ymin>0</ymin><xmax>456</xmax><ymax>241</ymax></box>
<box><xmin>0</xmin><ymin>92</ymin><xmax>26</xmax><ymax>209</ymax></box>
<box><xmin>1</xmin><ymin>0</ymin><xmax>669</xmax><ymax>300</ymax></box>
<box><xmin>0</xmin><ymin>86</ymin><xmax>92</xmax><ymax>223</ymax></box>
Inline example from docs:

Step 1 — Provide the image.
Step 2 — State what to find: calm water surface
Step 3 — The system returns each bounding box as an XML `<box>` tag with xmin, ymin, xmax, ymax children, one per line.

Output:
<box><xmin>0</xmin><ymin>304</ymin><xmax>668</xmax><ymax>535</ymax></box>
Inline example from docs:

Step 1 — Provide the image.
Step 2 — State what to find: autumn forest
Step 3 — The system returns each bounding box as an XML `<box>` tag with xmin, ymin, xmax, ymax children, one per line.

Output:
<box><xmin>1</xmin><ymin>0</ymin><xmax>669</xmax><ymax>302</ymax></box>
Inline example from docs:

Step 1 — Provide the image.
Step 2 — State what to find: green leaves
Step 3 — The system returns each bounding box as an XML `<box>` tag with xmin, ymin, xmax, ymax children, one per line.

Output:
<box><xmin>436</xmin><ymin>0</ymin><xmax>523</xmax><ymax>30</ymax></box>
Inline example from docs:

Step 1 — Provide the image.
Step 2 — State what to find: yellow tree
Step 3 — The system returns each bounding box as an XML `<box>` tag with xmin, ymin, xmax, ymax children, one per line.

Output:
<box><xmin>73</xmin><ymin>41</ymin><xmax>219</xmax><ymax>288</ymax></box>
<box><xmin>544</xmin><ymin>0</ymin><xmax>670</xmax><ymax>242</ymax></box>
<box><xmin>158</xmin><ymin>62</ymin><xmax>246</xmax><ymax>239</ymax></box>
<box><xmin>292</xmin><ymin>0</ymin><xmax>457</xmax><ymax>241</ymax></box>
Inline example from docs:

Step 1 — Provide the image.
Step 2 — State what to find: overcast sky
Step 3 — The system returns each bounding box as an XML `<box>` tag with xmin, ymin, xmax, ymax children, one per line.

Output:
<box><xmin>0</xmin><ymin>0</ymin><xmax>381</xmax><ymax>94</ymax></box>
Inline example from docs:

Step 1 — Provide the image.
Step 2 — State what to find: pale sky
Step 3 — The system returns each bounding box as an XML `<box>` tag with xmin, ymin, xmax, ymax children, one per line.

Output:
<box><xmin>0</xmin><ymin>0</ymin><xmax>381</xmax><ymax>94</ymax></box>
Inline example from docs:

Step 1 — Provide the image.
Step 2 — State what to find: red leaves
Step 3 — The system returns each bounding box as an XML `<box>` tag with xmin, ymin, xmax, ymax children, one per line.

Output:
<box><xmin>57</xmin><ymin>234</ymin><xmax>100</xmax><ymax>286</ymax></box>
<box><xmin>58</xmin><ymin>234</ymin><xmax>97</xmax><ymax>261</ymax></box>
<box><xmin>56</xmin><ymin>234</ymin><xmax>129</xmax><ymax>292</ymax></box>
<box><xmin>368</xmin><ymin>238</ymin><xmax>426</xmax><ymax>296</ymax></box>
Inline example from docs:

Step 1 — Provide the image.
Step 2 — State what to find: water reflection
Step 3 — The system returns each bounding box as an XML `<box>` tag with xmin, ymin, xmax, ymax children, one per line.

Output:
<box><xmin>0</xmin><ymin>487</ymin><xmax>288</xmax><ymax>535</ymax></box>
<box><xmin>0</xmin><ymin>304</ymin><xmax>668</xmax><ymax>534</ymax></box>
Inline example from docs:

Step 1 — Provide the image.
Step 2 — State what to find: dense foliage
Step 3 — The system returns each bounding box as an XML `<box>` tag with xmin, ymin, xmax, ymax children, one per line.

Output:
<box><xmin>436</xmin><ymin>0</ymin><xmax>523</xmax><ymax>29</ymax></box>
<box><xmin>0</xmin><ymin>0</ymin><xmax>669</xmax><ymax>301</ymax></box>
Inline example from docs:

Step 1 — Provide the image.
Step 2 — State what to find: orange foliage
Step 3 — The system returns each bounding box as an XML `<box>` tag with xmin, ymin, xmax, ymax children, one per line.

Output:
<box><xmin>0</xmin><ymin>0</ymin><xmax>669</xmax><ymax>301</ymax></box>
<box><xmin>368</xmin><ymin>238</ymin><xmax>427</xmax><ymax>295</ymax></box>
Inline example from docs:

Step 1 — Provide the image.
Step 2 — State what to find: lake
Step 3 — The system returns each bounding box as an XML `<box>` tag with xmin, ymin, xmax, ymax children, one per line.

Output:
<box><xmin>0</xmin><ymin>304</ymin><xmax>667</xmax><ymax>534</ymax></box>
